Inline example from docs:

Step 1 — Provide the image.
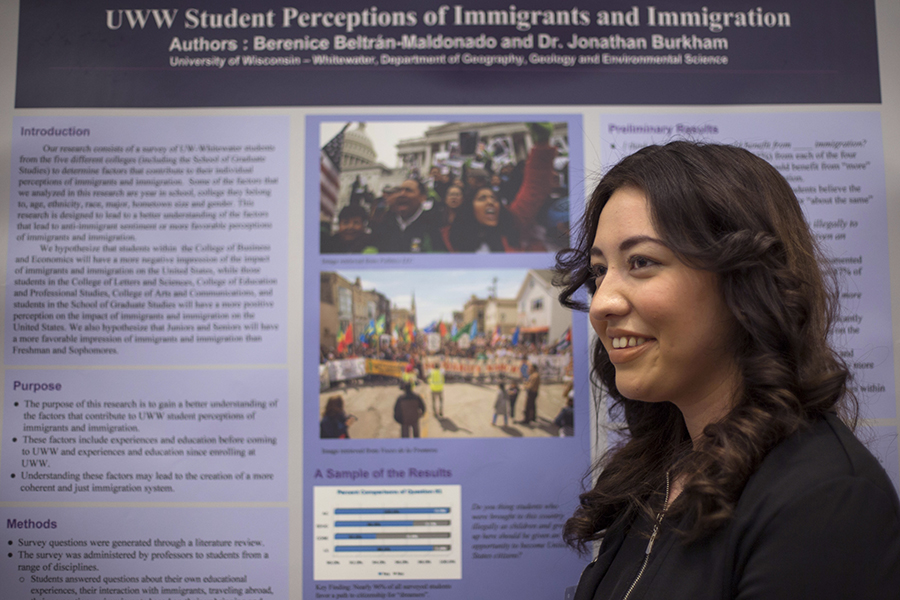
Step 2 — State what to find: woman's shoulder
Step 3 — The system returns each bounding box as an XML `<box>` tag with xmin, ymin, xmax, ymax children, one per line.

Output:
<box><xmin>731</xmin><ymin>412</ymin><xmax>900</xmax><ymax>549</ymax></box>
<box><xmin>741</xmin><ymin>413</ymin><xmax>897</xmax><ymax>506</ymax></box>
<box><xmin>725</xmin><ymin>414</ymin><xmax>900</xmax><ymax>598</ymax></box>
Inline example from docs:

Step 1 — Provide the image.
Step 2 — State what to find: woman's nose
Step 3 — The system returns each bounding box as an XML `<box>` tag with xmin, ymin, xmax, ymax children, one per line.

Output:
<box><xmin>589</xmin><ymin>269</ymin><xmax>629</xmax><ymax>322</ymax></box>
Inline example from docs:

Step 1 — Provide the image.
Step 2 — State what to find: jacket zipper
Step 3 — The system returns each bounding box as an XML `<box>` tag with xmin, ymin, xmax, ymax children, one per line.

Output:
<box><xmin>621</xmin><ymin>472</ymin><xmax>670</xmax><ymax>600</ymax></box>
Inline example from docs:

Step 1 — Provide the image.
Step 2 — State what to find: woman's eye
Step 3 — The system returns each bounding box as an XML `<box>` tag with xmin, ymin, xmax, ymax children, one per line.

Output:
<box><xmin>629</xmin><ymin>255</ymin><xmax>656</xmax><ymax>270</ymax></box>
<box><xmin>588</xmin><ymin>263</ymin><xmax>607</xmax><ymax>284</ymax></box>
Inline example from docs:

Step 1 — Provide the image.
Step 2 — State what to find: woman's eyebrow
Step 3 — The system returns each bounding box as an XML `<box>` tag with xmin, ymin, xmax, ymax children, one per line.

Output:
<box><xmin>591</xmin><ymin>235</ymin><xmax>665</xmax><ymax>257</ymax></box>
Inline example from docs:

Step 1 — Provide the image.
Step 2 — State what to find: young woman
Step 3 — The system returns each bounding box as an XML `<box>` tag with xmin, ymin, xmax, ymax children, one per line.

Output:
<box><xmin>437</xmin><ymin>183</ymin><xmax>464</xmax><ymax>237</ymax></box>
<box><xmin>445</xmin><ymin>184</ymin><xmax>521</xmax><ymax>252</ymax></box>
<box><xmin>319</xmin><ymin>396</ymin><xmax>356</xmax><ymax>439</ymax></box>
<box><xmin>443</xmin><ymin>184</ymin><xmax>464</xmax><ymax>224</ymax></box>
<box><xmin>555</xmin><ymin>141</ymin><xmax>900</xmax><ymax>599</ymax></box>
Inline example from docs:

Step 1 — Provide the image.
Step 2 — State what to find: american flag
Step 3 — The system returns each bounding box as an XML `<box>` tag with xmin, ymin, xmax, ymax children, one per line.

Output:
<box><xmin>320</xmin><ymin>123</ymin><xmax>350</xmax><ymax>221</ymax></box>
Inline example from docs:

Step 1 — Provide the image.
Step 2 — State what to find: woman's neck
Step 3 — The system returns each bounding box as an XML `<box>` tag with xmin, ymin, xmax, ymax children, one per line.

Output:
<box><xmin>677</xmin><ymin>372</ymin><xmax>740</xmax><ymax>446</ymax></box>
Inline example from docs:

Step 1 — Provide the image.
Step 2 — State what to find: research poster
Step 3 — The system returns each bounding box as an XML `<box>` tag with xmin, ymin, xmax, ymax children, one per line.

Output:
<box><xmin>1</xmin><ymin>1</ymin><xmax>897</xmax><ymax>599</ymax></box>
<box><xmin>306</xmin><ymin>115</ymin><xmax>588</xmax><ymax>598</ymax></box>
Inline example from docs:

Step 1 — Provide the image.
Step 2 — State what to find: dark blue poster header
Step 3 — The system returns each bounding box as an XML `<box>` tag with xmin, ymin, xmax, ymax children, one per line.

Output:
<box><xmin>16</xmin><ymin>0</ymin><xmax>880</xmax><ymax>107</ymax></box>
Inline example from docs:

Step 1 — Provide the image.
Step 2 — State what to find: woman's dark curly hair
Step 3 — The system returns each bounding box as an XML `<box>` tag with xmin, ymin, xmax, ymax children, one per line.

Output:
<box><xmin>323</xmin><ymin>396</ymin><xmax>345</xmax><ymax>419</ymax></box>
<box><xmin>555</xmin><ymin>141</ymin><xmax>856</xmax><ymax>551</ymax></box>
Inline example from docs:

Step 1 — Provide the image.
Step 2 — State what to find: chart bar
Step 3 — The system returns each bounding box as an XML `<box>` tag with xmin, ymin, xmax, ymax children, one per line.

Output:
<box><xmin>335</xmin><ymin>520</ymin><xmax>451</xmax><ymax>527</ymax></box>
<box><xmin>335</xmin><ymin>532</ymin><xmax>452</xmax><ymax>540</ymax></box>
<box><xmin>335</xmin><ymin>507</ymin><xmax>450</xmax><ymax>515</ymax></box>
<box><xmin>335</xmin><ymin>545</ymin><xmax>452</xmax><ymax>552</ymax></box>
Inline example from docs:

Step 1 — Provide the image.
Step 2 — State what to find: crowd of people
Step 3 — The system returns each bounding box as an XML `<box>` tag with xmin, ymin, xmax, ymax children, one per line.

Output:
<box><xmin>321</xmin><ymin>123</ymin><xmax>569</xmax><ymax>254</ymax></box>
<box><xmin>322</xmin><ymin>333</ymin><xmax>569</xmax><ymax>364</ymax></box>
<box><xmin>322</xmin><ymin>358</ymin><xmax>573</xmax><ymax>440</ymax></box>
<box><xmin>321</xmin><ymin>336</ymin><xmax>572</xmax><ymax>398</ymax></box>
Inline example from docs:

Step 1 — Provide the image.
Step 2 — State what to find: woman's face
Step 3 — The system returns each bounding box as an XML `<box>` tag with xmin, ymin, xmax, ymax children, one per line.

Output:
<box><xmin>473</xmin><ymin>188</ymin><xmax>499</xmax><ymax>227</ymax></box>
<box><xmin>588</xmin><ymin>186</ymin><xmax>738</xmax><ymax>422</ymax></box>
<box><xmin>445</xmin><ymin>186</ymin><xmax>463</xmax><ymax>210</ymax></box>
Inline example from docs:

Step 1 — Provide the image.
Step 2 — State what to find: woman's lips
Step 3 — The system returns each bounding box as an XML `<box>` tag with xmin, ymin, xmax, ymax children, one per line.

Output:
<box><xmin>611</xmin><ymin>335</ymin><xmax>647</xmax><ymax>349</ymax></box>
<box><xmin>605</xmin><ymin>336</ymin><xmax>654</xmax><ymax>363</ymax></box>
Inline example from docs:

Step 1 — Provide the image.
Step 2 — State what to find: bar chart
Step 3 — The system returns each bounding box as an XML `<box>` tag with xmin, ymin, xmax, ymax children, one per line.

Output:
<box><xmin>314</xmin><ymin>485</ymin><xmax>462</xmax><ymax>580</ymax></box>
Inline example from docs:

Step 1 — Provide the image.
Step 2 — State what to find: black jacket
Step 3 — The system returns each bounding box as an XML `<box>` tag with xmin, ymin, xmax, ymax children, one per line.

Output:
<box><xmin>394</xmin><ymin>392</ymin><xmax>425</xmax><ymax>425</ymax></box>
<box><xmin>371</xmin><ymin>208</ymin><xmax>446</xmax><ymax>253</ymax></box>
<box><xmin>574</xmin><ymin>414</ymin><xmax>900</xmax><ymax>599</ymax></box>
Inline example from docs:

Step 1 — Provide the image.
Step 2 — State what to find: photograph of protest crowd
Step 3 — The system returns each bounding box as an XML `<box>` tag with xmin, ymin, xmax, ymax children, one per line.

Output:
<box><xmin>319</xmin><ymin>269</ymin><xmax>574</xmax><ymax>439</ymax></box>
<box><xmin>319</xmin><ymin>120</ymin><xmax>570</xmax><ymax>254</ymax></box>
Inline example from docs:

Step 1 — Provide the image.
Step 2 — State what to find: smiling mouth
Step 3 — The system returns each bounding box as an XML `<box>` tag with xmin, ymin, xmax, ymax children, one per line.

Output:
<box><xmin>611</xmin><ymin>336</ymin><xmax>648</xmax><ymax>349</ymax></box>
